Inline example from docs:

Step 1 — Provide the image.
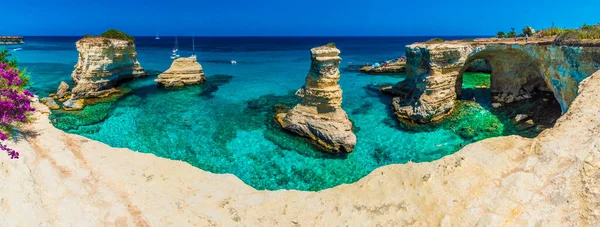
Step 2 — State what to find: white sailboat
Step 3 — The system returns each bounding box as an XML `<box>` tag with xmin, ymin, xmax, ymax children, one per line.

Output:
<box><xmin>155</xmin><ymin>32</ymin><xmax>160</xmax><ymax>40</ymax></box>
<box><xmin>171</xmin><ymin>37</ymin><xmax>180</xmax><ymax>59</ymax></box>
<box><xmin>191</xmin><ymin>36</ymin><xmax>196</xmax><ymax>58</ymax></box>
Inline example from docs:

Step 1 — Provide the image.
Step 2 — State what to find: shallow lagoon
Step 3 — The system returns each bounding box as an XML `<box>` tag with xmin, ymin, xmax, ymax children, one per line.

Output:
<box><xmin>7</xmin><ymin>37</ymin><xmax>553</xmax><ymax>190</ymax></box>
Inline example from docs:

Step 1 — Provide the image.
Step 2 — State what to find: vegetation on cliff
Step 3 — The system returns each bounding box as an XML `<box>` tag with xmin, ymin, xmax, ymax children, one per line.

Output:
<box><xmin>424</xmin><ymin>38</ymin><xmax>445</xmax><ymax>44</ymax></box>
<box><xmin>101</xmin><ymin>29</ymin><xmax>135</xmax><ymax>42</ymax></box>
<box><xmin>0</xmin><ymin>50</ymin><xmax>35</xmax><ymax>159</ymax></box>
<box><xmin>496</xmin><ymin>27</ymin><xmax>528</xmax><ymax>38</ymax></box>
<box><xmin>552</xmin><ymin>24</ymin><xmax>600</xmax><ymax>44</ymax></box>
<box><xmin>82</xmin><ymin>29</ymin><xmax>135</xmax><ymax>42</ymax></box>
<box><xmin>535</xmin><ymin>23</ymin><xmax>600</xmax><ymax>41</ymax></box>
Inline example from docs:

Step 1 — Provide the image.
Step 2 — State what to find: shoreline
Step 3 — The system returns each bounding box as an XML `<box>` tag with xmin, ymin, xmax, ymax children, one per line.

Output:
<box><xmin>2</xmin><ymin>69</ymin><xmax>599</xmax><ymax>225</ymax></box>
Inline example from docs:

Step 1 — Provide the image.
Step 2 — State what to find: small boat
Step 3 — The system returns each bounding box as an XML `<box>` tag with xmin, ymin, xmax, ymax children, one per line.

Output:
<box><xmin>11</xmin><ymin>47</ymin><xmax>22</xmax><ymax>51</ymax></box>
<box><xmin>155</xmin><ymin>33</ymin><xmax>160</xmax><ymax>40</ymax></box>
<box><xmin>231</xmin><ymin>60</ymin><xmax>237</xmax><ymax>64</ymax></box>
<box><xmin>171</xmin><ymin>37</ymin><xmax>179</xmax><ymax>59</ymax></box>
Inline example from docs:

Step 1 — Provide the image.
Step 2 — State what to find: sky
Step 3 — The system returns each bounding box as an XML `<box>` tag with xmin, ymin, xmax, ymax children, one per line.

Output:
<box><xmin>1</xmin><ymin>0</ymin><xmax>599</xmax><ymax>36</ymax></box>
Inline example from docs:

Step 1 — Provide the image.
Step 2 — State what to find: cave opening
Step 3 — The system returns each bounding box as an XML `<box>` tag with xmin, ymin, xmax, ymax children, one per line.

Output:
<box><xmin>459</xmin><ymin>59</ymin><xmax>492</xmax><ymax>106</ymax></box>
<box><xmin>453</xmin><ymin>50</ymin><xmax>563</xmax><ymax>139</ymax></box>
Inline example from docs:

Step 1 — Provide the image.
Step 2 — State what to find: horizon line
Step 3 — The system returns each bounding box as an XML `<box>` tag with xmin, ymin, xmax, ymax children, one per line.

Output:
<box><xmin>9</xmin><ymin>35</ymin><xmax>495</xmax><ymax>38</ymax></box>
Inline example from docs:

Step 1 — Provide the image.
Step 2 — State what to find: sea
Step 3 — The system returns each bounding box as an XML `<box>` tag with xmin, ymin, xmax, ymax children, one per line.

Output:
<box><xmin>4</xmin><ymin>36</ymin><xmax>519</xmax><ymax>191</ymax></box>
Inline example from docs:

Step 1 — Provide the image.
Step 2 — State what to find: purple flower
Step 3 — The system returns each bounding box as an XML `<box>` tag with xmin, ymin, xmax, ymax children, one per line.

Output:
<box><xmin>0</xmin><ymin>54</ymin><xmax>34</xmax><ymax>159</ymax></box>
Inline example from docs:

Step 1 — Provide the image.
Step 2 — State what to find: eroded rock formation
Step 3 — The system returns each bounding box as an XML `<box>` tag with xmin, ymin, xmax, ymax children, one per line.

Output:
<box><xmin>0</xmin><ymin>36</ymin><xmax>24</xmax><ymax>44</ymax></box>
<box><xmin>155</xmin><ymin>56</ymin><xmax>206</xmax><ymax>87</ymax></box>
<box><xmin>43</xmin><ymin>37</ymin><xmax>147</xmax><ymax>111</ymax></box>
<box><xmin>70</xmin><ymin>37</ymin><xmax>146</xmax><ymax>100</ymax></box>
<box><xmin>359</xmin><ymin>61</ymin><xmax>407</xmax><ymax>74</ymax></box>
<box><xmin>275</xmin><ymin>44</ymin><xmax>356</xmax><ymax>153</ymax></box>
<box><xmin>385</xmin><ymin>41</ymin><xmax>600</xmax><ymax>123</ymax></box>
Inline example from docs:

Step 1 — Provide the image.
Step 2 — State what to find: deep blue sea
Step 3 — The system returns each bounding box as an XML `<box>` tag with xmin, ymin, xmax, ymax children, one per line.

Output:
<box><xmin>4</xmin><ymin>36</ymin><xmax>503</xmax><ymax>191</ymax></box>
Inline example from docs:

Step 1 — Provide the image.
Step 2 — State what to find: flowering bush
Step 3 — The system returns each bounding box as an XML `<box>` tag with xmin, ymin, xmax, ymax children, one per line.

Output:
<box><xmin>0</xmin><ymin>50</ymin><xmax>35</xmax><ymax>159</ymax></box>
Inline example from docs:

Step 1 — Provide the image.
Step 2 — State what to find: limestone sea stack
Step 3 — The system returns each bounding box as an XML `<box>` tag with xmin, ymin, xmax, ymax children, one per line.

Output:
<box><xmin>155</xmin><ymin>56</ymin><xmax>206</xmax><ymax>87</ymax></box>
<box><xmin>275</xmin><ymin>44</ymin><xmax>356</xmax><ymax>153</ymax></box>
<box><xmin>70</xmin><ymin>36</ymin><xmax>146</xmax><ymax>100</ymax></box>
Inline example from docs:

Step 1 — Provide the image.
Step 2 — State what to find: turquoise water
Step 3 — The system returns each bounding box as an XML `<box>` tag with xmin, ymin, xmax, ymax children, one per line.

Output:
<box><xmin>5</xmin><ymin>36</ymin><xmax>534</xmax><ymax>191</ymax></box>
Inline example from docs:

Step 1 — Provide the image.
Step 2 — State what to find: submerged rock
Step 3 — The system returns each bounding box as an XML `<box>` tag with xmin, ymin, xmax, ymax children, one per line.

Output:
<box><xmin>275</xmin><ymin>44</ymin><xmax>356</xmax><ymax>153</ymax></box>
<box><xmin>40</xmin><ymin>97</ymin><xmax>60</xmax><ymax>110</ymax></box>
<box><xmin>155</xmin><ymin>56</ymin><xmax>206</xmax><ymax>87</ymax></box>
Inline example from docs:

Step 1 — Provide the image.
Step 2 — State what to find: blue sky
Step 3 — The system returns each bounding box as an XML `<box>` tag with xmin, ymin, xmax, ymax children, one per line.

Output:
<box><xmin>2</xmin><ymin>0</ymin><xmax>599</xmax><ymax>36</ymax></box>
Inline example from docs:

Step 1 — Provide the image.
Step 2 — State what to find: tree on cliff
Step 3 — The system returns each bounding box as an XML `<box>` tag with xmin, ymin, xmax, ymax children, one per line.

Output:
<box><xmin>496</xmin><ymin>31</ymin><xmax>506</xmax><ymax>38</ymax></box>
<box><xmin>0</xmin><ymin>50</ymin><xmax>35</xmax><ymax>159</ymax></box>
<box><xmin>507</xmin><ymin>28</ymin><xmax>517</xmax><ymax>38</ymax></box>
<box><xmin>522</xmin><ymin>26</ymin><xmax>535</xmax><ymax>37</ymax></box>
<box><xmin>100</xmin><ymin>29</ymin><xmax>135</xmax><ymax>42</ymax></box>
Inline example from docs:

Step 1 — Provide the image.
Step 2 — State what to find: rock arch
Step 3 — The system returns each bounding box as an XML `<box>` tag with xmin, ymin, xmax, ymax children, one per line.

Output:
<box><xmin>456</xmin><ymin>48</ymin><xmax>549</xmax><ymax>103</ymax></box>
<box><xmin>385</xmin><ymin>42</ymin><xmax>600</xmax><ymax>123</ymax></box>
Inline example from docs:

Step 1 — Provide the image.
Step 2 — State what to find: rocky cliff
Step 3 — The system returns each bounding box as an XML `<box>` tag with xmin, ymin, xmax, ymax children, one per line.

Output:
<box><xmin>155</xmin><ymin>56</ymin><xmax>206</xmax><ymax>87</ymax></box>
<box><xmin>359</xmin><ymin>61</ymin><xmax>407</xmax><ymax>74</ymax></box>
<box><xmin>70</xmin><ymin>37</ymin><xmax>146</xmax><ymax>100</ymax></box>
<box><xmin>386</xmin><ymin>40</ymin><xmax>600</xmax><ymax>123</ymax></box>
<box><xmin>0</xmin><ymin>36</ymin><xmax>24</xmax><ymax>44</ymax></box>
<box><xmin>3</xmin><ymin>70</ymin><xmax>600</xmax><ymax>226</ymax></box>
<box><xmin>275</xmin><ymin>44</ymin><xmax>356</xmax><ymax>153</ymax></box>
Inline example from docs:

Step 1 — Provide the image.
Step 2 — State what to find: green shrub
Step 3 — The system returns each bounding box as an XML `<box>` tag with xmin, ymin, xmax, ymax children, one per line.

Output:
<box><xmin>100</xmin><ymin>29</ymin><xmax>135</xmax><ymax>42</ymax></box>
<box><xmin>325</xmin><ymin>42</ymin><xmax>336</xmax><ymax>48</ymax></box>
<box><xmin>577</xmin><ymin>23</ymin><xmax>600</xmax><ymax>39</ymax></box>
<box><xmin>496</xmin><ymin>31</ymin><xmax>506</xmax><ymax>38</ymax></box>
<box><xmin>507</xmin><ymin>31</ymin><xmax>517</xmax><ymax>38</ymax></box>
<box><xmin>539</xmin><ymin>27</ymin><xmax>567</xmax><ymax>37</ymax></box>
<box><xmin>424</xmin><ymin>38</ymin><xmax>445</xmax><ymax>44</ymax></box>
<box><xmin>554</xmin><ymin>24</ymin><xmax>600</xmax><ymax>43</ymax></box>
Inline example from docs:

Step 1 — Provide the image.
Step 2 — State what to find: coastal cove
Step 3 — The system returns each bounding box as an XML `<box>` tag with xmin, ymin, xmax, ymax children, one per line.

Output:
<box><xmin>8</xmin><ymin>36</ymin><xmax>555</xmax><ymax>190</ymax></box>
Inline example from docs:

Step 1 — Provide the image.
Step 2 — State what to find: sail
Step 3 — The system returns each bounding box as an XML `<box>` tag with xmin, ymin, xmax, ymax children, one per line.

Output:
<box><xmin>171</xmin><ymin>36</ymin><xmax>179</xmax><ymax>59</ymax></box>
<box><xmin>192</xmin><ymin>36</ymin><xmax>196</xmax><ymax>57</ymax></box>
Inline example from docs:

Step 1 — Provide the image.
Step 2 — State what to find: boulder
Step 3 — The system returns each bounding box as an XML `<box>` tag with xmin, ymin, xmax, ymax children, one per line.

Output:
<box><xmin>505</xmin><ymin>95</ymin><xmax>515</xmax><ymax>103</ymax></box>
<box><xmin>492</xmin><ymin>103</ymin><xmax>502</xmax><ymax>108</ymax></box>
<box><xmin>56</xmin><ymin>81</ymin><xmax>71</xmax><ymax>99</ymax></box>
<box><xmin>275</xmin><ymin>44</ymin><xmax>356</xmax><ymax>153</ymax></box>
<box><xmin>513</xmin><ymin>114</ymin><xmax>529</xmax><ymax>123</ymax></box>
<box><xmin>40</xmin><ymin>97</ymin><xmax>60</xmax><ymax>110</ymax></box>
<box><xmin>63</xmin><ymin>98</ymin><xmax>85</xmax><ymax>111</ymax></box>
<box><xmin>524</xmin><ymin>119</ymin><xmax>535</xmax><ymax>126</ymax></box>
<box><xmin>155</xmin><ymin>56</ymin><xmax>206</xmax><ymax>87</ymax></box>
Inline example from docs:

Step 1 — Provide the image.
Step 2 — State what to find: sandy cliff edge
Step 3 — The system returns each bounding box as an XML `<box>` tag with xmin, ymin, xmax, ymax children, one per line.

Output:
<box><xmin>1</xmin><ymin>72</ymin><xmax>599</xmax><ymax>226</ymax></box>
